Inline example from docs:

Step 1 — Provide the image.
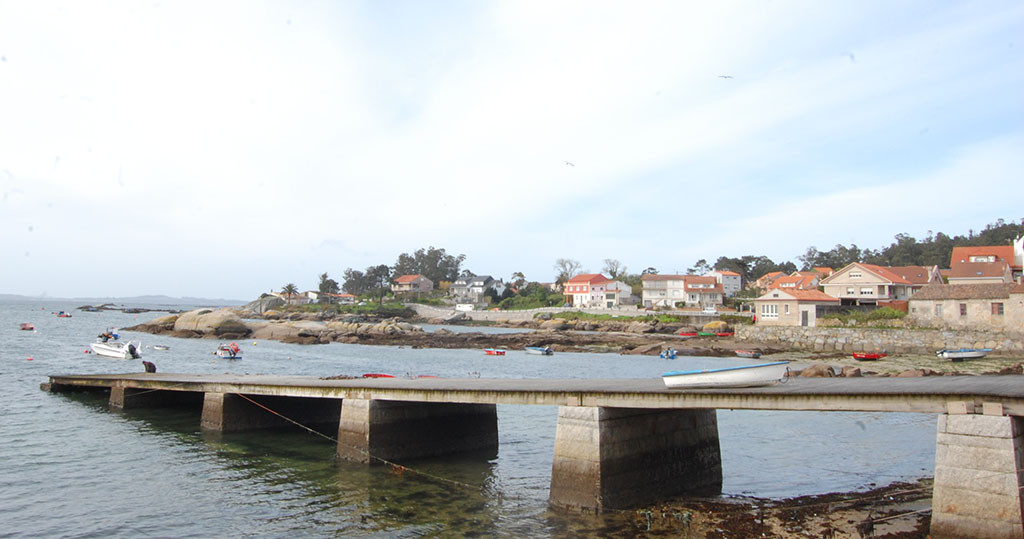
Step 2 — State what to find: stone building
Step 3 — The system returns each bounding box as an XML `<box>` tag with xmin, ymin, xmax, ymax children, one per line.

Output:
<box><xmin>907</xmin><ymin>283</ymin><xmax>1024</xmax><ymax>332</ymax></box>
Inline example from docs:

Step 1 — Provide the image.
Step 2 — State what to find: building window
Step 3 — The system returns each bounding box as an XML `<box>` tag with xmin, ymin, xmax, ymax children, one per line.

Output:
<box><xmin>784</xmin><ymin>304</ymin><xmax>790</xmax><ymax>315</ymax></box>
<box><xmin>761</xmin><ymin>304</ymin><xmax>778</xmax><ymax>318</ymax></box>
<box><xmin>850</xmin><ymin>272</ymin><xmax>862</xmax><ymax>278</ymax></box>
<box><xmin>935</xmin><ymin>304</ymin><xmax>942</xmax><ymax>316</ymax></box>
<box><xmin>992</xmin><ymin>302</ymin><xmax>1004</xmax><ymax>315</ymax></box>
<box><xmin>846</xmin><ymin>288</ymin><xmax>855</xmax><ymax>295</ymax></box>
<box><xmin>959</xmin><ymin>304</ymin><xmax>967</xmax><ymax>316</ymax></box>
<box><xmin>860</xmin><ymin>288</ymin><xmax>873</xmax><ymax>295</ymax></box>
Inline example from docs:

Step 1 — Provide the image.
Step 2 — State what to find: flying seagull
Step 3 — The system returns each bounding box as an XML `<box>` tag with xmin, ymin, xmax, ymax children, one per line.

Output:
<box><xmin>564</xmin><ymin>161</ymin><xmax>575</xmax><ymax>167</ymax></box>
<box><xmin>718</xmin><ymin>75</ymin><xmax>733</xmax><ymax>79</ymax></box>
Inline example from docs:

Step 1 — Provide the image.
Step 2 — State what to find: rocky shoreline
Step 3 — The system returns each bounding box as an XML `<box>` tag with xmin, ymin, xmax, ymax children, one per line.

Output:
<box><xmin>123</xmin><ymin>308</ymin><xmax>1024</xmax><ymax>377</ymax></box>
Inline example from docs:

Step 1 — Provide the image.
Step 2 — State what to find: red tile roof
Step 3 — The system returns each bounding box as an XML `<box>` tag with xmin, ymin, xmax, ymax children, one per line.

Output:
<box><xmin>887</xmin><ymin>266</ymin><xmax>937</xmax><ymax>285</ymax></box>
<box><xmin>950</xmin><ymin>245</ymin><xmax>1018</xmax><ymax>269</ymax></box>
<box><xmin>757</xmin><ymin>289</ymin><xmax>839</xmax><ymax>302</ymax></box>
<box><xmin>947</xmin><ymin>261</ymin><xmax>1010</xmax><ymax>280</ymax></box>
<box><xmin>859</xmin><ymin>264</ymin><xmax>913</xmax><ymax>285</ymax></box>
<box><xmin>566</xmin><ymin>273</ymin><xmax>611</xmax><ymax>285</ymax></box>
<box><xmin>714</xmin><ymin>270</ymin><xmax>740</xmax><ymax>276</ymax></box>
<box><xmin>394</xmin><ymin>274</ymin><xmax>425</xmax><ymax>283</ymax></box>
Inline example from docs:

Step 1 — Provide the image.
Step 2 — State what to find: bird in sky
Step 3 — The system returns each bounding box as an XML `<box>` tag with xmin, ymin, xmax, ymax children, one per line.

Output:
<box><xmin>718</xmin><ymin>75</ymin><xmax>733</xmax><ymax>79</ymax></box>
<box><xmin>564</xmin><ymin>161</ymin><xmax>575</xmax><ymax>167</ymax></box>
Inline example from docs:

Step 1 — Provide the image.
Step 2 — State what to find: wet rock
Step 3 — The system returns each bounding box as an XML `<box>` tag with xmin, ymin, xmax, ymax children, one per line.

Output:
<box><xmin>540</xmin><ymin>320</ymin><xmax>569</xmax><ymax>331</ymax></box>
<box><xmin>799</xmin><ymin>364</ymin><xmax>835</xmax><ymax>377</ymax></box>
<box><xmin>895</xmin><ymin>369</ymin><xmax>925</xmax><ymax>377</ymax></box>
<box><xmin>997</xmin><ymin>363</ymin><xmax>1024</xmax><ymax>375</ymax></box>
<box><xmin>627</xmin><ymin>343</ymin><xmax>665</xmax><ymax>356</ymax></box>
<box><xmin>840</xmin><ymin>366</ymin><xmax>862</xmax><ymax>377</ymax></box>
<box><xmin>174</xmin><ymin>308</ymin><xmax>251</xmax><ymax>337</ymax></box>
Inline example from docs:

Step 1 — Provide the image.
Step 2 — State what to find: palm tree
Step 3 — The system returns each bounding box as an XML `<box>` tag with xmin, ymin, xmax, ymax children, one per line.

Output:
<box><xmin>281</xmin><ymin>283</ymin><xmax>298</xmax><ymax>304</ymax></box>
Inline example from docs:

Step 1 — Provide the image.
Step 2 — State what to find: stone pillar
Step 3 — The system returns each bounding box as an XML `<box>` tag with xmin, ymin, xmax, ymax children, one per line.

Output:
<box><xmin>549</xmin><ymin>406</ymin><xmax>722</xmax><ymax>513</ymax></box>
<box><xmin>336</xmin><ymin>399</ymin><xmax>498</xmax><ymax>464</ymax></box>
<box><xmin>109</xmin><ymin>386</ymin><xmax>202</xmax><ymax>410</ymax></box>
<box><xmin>200</xmin><ymin>393</ymin><xmax>342</xmax><ymax>434</ymax></box>
<box><xmin>931</xmin><ymin>413</ymin><xmax>1024</xmax><ymax>538</ymax></box>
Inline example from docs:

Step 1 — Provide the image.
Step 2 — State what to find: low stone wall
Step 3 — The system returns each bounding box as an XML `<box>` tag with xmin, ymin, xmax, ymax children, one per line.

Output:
<box><xmin>736</xmin><ymin>326</ymin><xmax>1024</xmax><ymax>355</ymax></box>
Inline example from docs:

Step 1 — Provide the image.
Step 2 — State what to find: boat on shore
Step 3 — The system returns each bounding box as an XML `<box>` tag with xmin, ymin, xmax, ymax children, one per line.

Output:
<box><xmin>735</xmin><ymin>350</ymin><xmax>761</xmax><ymax>359</ymax></box>
<box><xmin>19</xmin><ymin>323</ymin><xmax>34</xmax><ymax>331</ymax></box>
<box><xmin>662</xmin><ymin>361</ymin><xmax>790</xmax><ymax>389</ymax></box>
<box><xmin>91</xmin><ymin>340</ymin><xmax>142</xmax><ymax>359</ymax></box>
<box><xmin>484</xmin><ymin>348</ymin><xmax>506</xmax><ymax>356</ymax></box>
<box><xmin>678</xmin><ymin>331</ymin><xmax>698</xmax><ymax>337</ymax></box>
<box><xmin>852</xmin><ymin>352</ymin><xmax>887</xmax><ymax>361</ymax></box>
<box><xmin>937</xmin><ymin>348</ymin><xmax>991</xmax><ymax>361</ymax></box>
<box><xmin>362</xmin><ymin>373</ymin><xmax>394</xmax><ymax>378</ymax></box>
<box><xmin>215</xmin><ymin>342</ymin><xmax>242</xmax><ymax>359</ymax></box>
<box><xmin>524</xmin><ymin>346</ymin><xmax>553</xmax><ymax>356</ymax></box>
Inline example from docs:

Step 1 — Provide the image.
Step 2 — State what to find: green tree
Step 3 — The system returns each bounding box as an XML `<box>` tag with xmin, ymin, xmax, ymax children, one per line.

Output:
<box><xmin>365</xmin><ymin>264</ymin><xmax>393</xmax><ymax>305</ymax></box>
<box><xmin>602</xmin><ymin>259</ymin><xmax>626</xmax><ymax>279</ymax></box>
<box><xmin>281</xmin><ymin>283</ymin><xmax>299</xmax><ymax>304</ymax></box>
<box><xmin>687</xmin><ymin>258</ymin><xmax>711</xmax><ymax>275</ymax></box>
<box><xmin>392</xmin><ymin>246</ymin><xmax>466</xmax><ymax>284</ymax></box>
<box><xmin>317</xmin><ymin>272</ymin><xmax>339</xmax><ymax>303</ymax></box>
<box><xmin>342</xmin><ymin>268</ymin><xmax>367</xmax><ymax>295</ymax></box>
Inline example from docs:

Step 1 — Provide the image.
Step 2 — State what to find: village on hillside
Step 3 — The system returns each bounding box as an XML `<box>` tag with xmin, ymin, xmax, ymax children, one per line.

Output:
<box><xmin>267</xmin><ymin>235</ymin><xmax>1024</xmax><ymax>336</ymax></box>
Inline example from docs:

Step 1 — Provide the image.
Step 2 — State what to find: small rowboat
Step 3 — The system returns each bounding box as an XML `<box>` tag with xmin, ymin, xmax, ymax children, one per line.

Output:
<box><xmin>936</xmin><ymin>348</ymin><xmax>991</xmax><ymax>361</ymax></box>
<box><xmin>852</xmin><ymin>352</ymin><xmax>887</xmax><ymax>361</ymax></box>
<box><xmin>735</xmin><ymin>350</ymin><xmax>760</xmax><ymax>359</ymax></box>
<box><xmin>56</xmin><ymin>311</ymin><xmax>72</xmax><ymax>318</ymax></box>
<box><xmin>152</xmin><ymin>345</ymin><xmax>170</xmax><ymax>351</ymax></box>
<box><xmin>215</xmin><ymin>342</ymin><xmax>242</xmax><ymax>359</ymax></box>
<box><xmin>678</xmin><ymin>332</ymin><xmax>698</xmax><ymax>337</ymax></box>
<box><xmin>19</xmin><ymin>323</ymin><xmax>35</xmax><ymax>331</ymax></box>
<box><xmin>663</xmin><ymin>361</ymin><xmax>790</xmax><ymax>389</ymax></box>
<box><xmin>362</xmin><ymin>373</ymin><xmax>394</xmax><ymax>378</ymax></box>
<box><xmin>484</xmin><ymin>348</ymin><xmax>506</xmax><ymax>356</ymax></box>
<box><xmin>525</xmin><ymin>346</ymin><xmax>553</xmax><ymax>356</ymax></box>
<box><xmin>715</xmin><ymin>332</ymin><xmax>735</xmax><ymax>337</ymax></box>
<box><xmin>697</xmin><ymin>331</ymin><xmax>715</xmax><ymax>337</ymax></box>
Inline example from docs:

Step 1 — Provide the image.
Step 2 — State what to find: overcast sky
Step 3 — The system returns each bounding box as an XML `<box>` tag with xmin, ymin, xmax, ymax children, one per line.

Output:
<box><xmin>1</xmin><ymin>1</ymin><xmax>1022</xmax><ymax>300</ymax></box>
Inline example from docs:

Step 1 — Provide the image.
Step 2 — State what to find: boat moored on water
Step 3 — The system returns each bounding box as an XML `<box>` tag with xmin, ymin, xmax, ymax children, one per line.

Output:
<box><xmin>524</xmin><ymin>346</ymin><xmax>553</xmax><ymax>356</ymax></box>
<box><xmin>19</xmin><ymin>323</ymin><xmax>35</xmax><ymax>331</ymax></box>
<box><xmin>937</xmin><ymin>348</ymin><xmax>991</xmax><ymax>361</ymax></box>
<box><xmin>215</xmin><ymin>342</ymin><xmax>242</xmax><ymax>359</ymax></box>
<box><xmin>662</xmin><ymin>361</ymin><xmax>790</xmax><ymax>389</ymax></box>
<box><xmin>152</xmin><ymin>344</ymin><xmax>170</xmax><ymax>351</ymax></box>
<box><xmin>735</xmin><ymin>350</ymin><xmax>761</xmax><ymax>359</ymax></box>
<box><xmin>56</xmin><ymin>311</ymin><xmax>72</xmax><ymax>318</ymax></box>
<box><xmin>91</xmin><ymin>340</ymin><xmax>142</xmax><ymax>359</ymax></box>
<box><xmin>484</xmin><ymin>348</ymin><xmax>506</xmax><ymax>356</ymax></box>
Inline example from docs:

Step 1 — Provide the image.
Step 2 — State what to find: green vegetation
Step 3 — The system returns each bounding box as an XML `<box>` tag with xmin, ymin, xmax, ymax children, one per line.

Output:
<box><xmin>547</xmin><ymin>311</ymin><xmax>691</xmax><ymax>324</ymax></box>
<box><xmin>496</xmin><ymin>282</ymin><xmax>563</xmax><ymax>310</ymax></box>
<box><xmin>721</xmin><ymin>314</ymin><xmax>754</xmax><ymax>326</ymax></box>
<box><xmin>280</xmin><ymin>301</ymin><xmax>414</xmax><ymax>318</ymax></box>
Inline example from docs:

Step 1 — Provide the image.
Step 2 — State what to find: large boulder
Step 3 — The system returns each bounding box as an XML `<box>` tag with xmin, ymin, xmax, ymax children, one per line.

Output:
<box><xmin>243</xmin><ymin>294</ymin><xmax>285</xmax><ymax>315</ymax></box>
<box><xmin>174</xmin><ymin>308</ymin><xmax>251</xmax><ymax>337</ymax></box>
<box><xmin>799</xmin><ymin>364</ymin><xmax>835</xmax><ymax>377</ymax></box>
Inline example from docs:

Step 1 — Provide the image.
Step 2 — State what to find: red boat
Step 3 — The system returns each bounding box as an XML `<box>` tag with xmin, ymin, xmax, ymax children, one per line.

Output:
<box><xmin>362</xmin><ymin>373</ymin><xmax>395</xmax><ymax>378</ymax></box>
<box><xmin>19</xmin><ymin>323</ymin><xmax>35</xmax><ymax>331</ymax></box>
<box><xmin>678</xmin><ymin>332</ymin><xmax>698</xmax><ymax>337</ymax></box>
<box><xmin>716</xmin><ymin>332</ymin><xmax>735</xmax><ymax>337</ymax></box>
<box><xmin>484</xmin><ymin>348</ymin><xmax>506</xmax><ymax>356</ymax></box>
<box><xmin>852</xmin><ymin>352</ymin><xmax>887</xmax><ymax>361</ymax></box>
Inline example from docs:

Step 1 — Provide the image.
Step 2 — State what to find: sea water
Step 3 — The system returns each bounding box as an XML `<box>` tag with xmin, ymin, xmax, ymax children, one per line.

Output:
<box><xmin>0</xmin><ymin>300</ymin><xmax>935</xmax><ymax>536</ymax></box>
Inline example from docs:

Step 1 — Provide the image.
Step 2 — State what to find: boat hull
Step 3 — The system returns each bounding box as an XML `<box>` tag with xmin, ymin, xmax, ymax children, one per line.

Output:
<box><xmin>90</xmin><ymin>341</ymin><xmax>141</xmax><ymax>359</ymax></box>
<box><xmin>735</xmin><ymin>350</ymin><xmax>761</xmax><ymax>359</ymax></box>
<box><xmin>937</xmin><ymin>348</ymin><xmax>990</xmax><ymax>361</ymax></box>
<box><xmin>484</xmin><ymin>349</ymin><xmax>506</xmax><ymax>356</ymax></box>
<box><xmin>524</xmin><ymin>347</ymin><xmax>553</xmax><ymax>356</ymax></box>
<box><xmin>852</xmin><ymin>352</ymin><xmax>887</xmax><ymax>361</ymax></box>
<box><xmin>662</xmin><ymin>361</ymin><xmax>789</xmax><ymax>389</ymax></box>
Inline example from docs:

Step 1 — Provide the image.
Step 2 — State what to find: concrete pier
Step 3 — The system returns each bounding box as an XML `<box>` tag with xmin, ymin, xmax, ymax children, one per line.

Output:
<box><xmin>931</xmin><ymin>412</ymin><xmax>1024</xmax><ymax>538</ymax></box>
<box><xmin>200</xmin><ymin>392</ymin><xmax>342</xmax><ymax>434</ymax></box>
<box><xmin>549</xmin><ymin>406</ymin><xmax>722</xmax><ymax>512</ymax></box>
<box><xmin>336</xmin><ymin>399</ymin><xmax>498</xmax><ymax>464</ymax></box>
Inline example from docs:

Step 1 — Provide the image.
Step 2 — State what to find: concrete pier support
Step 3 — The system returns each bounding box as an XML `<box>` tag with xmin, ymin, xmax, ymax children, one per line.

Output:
<box><xmin>109</xmin><ymin>386</ymin><xmax>202</xmax><ymax>410</ymax></box>
<box><xmin>931</xmin><ymin>413</ymin><xmax>1024</xmax><ymax>538</ymax></box>
<box><xmin>200</xmin><ymin>393</ymin><xmax>342</xmax><ymax>434</ymax></box>
<box><xmin>336</xmin><ymin>399</ymin><xmax>498</xmax><ymax>464</ymax></box>
<box><xmin>549</xmin><ymin>406</ymin><xmax>722</xmax><ymax>512</ymax></box>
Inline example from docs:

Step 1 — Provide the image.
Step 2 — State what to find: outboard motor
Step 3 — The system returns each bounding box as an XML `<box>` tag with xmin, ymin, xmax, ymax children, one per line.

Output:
<box><xmin>128</xmin><ymin>344</ymin><xmax>140</xmax><ymax>359</ymax></box>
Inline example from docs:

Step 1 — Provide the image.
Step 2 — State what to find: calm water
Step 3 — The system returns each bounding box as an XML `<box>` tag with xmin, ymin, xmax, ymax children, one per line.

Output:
<box><xmin>1</xmin><ymin>300</ymin><xmax>936</xmax><ymax>537</ymax></box>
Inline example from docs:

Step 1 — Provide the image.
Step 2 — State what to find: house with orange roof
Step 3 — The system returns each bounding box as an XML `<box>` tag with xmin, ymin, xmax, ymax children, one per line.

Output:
<box><xmin>948</xmin><ymin>240</ymin><xmax>1023</xmax><ymax>284</ymax></box>
<box><xmin>819</xmin><ymin>262</ymin><xmax>930</xmax><ymax>305</ymax></box>
<box><xmin>564</xmin><ymin>274</ymin><xmax>631</xmax><ymax>308</ymax></box>
<box><xmin>641</xmin><ymin>274</ymin><xmax>723</xmax><ymax>309</ymax></box>
<box><xmin>753</xmin><ymin>289</ymin><xmax>840</xmax><ymax>327</ymax></box>
<box><xmin>707</xmin><ymin>270</ymin><xmax>741</xmax><ymax>297</ymax></box>
<box><xmin>391</xmin><ymin>274</ymin><xmax>434</xmax><ymax>294</ymax></box>
<box><xmin>769</xmin><ymin>271</ymin><xmax>821</xmax><ymax>291</ymax></box>
<box><xmin>752</xmin><ymin>271</ymin><xmax>786</xmax><ymax>293</ymax></box>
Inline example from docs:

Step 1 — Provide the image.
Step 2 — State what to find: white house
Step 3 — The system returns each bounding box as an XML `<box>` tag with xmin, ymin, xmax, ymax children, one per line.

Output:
<box><xmin>708</xmin><ymin>270</ymin><xmax>742</xmax><ymax>297</ymax></box>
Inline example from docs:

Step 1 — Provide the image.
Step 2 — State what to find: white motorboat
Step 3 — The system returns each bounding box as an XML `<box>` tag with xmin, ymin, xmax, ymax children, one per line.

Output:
<box><xmin>662</xmin><ymin>361</ymin><xmax>790</xmax><ymax>389</ymax></box>
<box><xmin>525</xmin><ymin>346</ymin><xmax>553</xmax><ymax>356</ymax></box>
<box><xmin>91</xmin><ymin>340</ymin><xmax>142</xmax><ymax>359</ymax></box>
<box><xmin>215</xmin><ymin>342</ymin><xmax>242</xmax><ymax>359</ymax></box>
<box><xmin>936</xmin><ymin>348</ymin><xmax>991</xmax><ymax>361</ymax></box>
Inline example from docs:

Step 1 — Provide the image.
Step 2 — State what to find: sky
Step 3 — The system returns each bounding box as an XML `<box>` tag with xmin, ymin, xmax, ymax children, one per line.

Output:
<box><xmin>1</xmin><ymin>1</ymin><xmax>1022</xmax><ymax>300</ymax></box>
